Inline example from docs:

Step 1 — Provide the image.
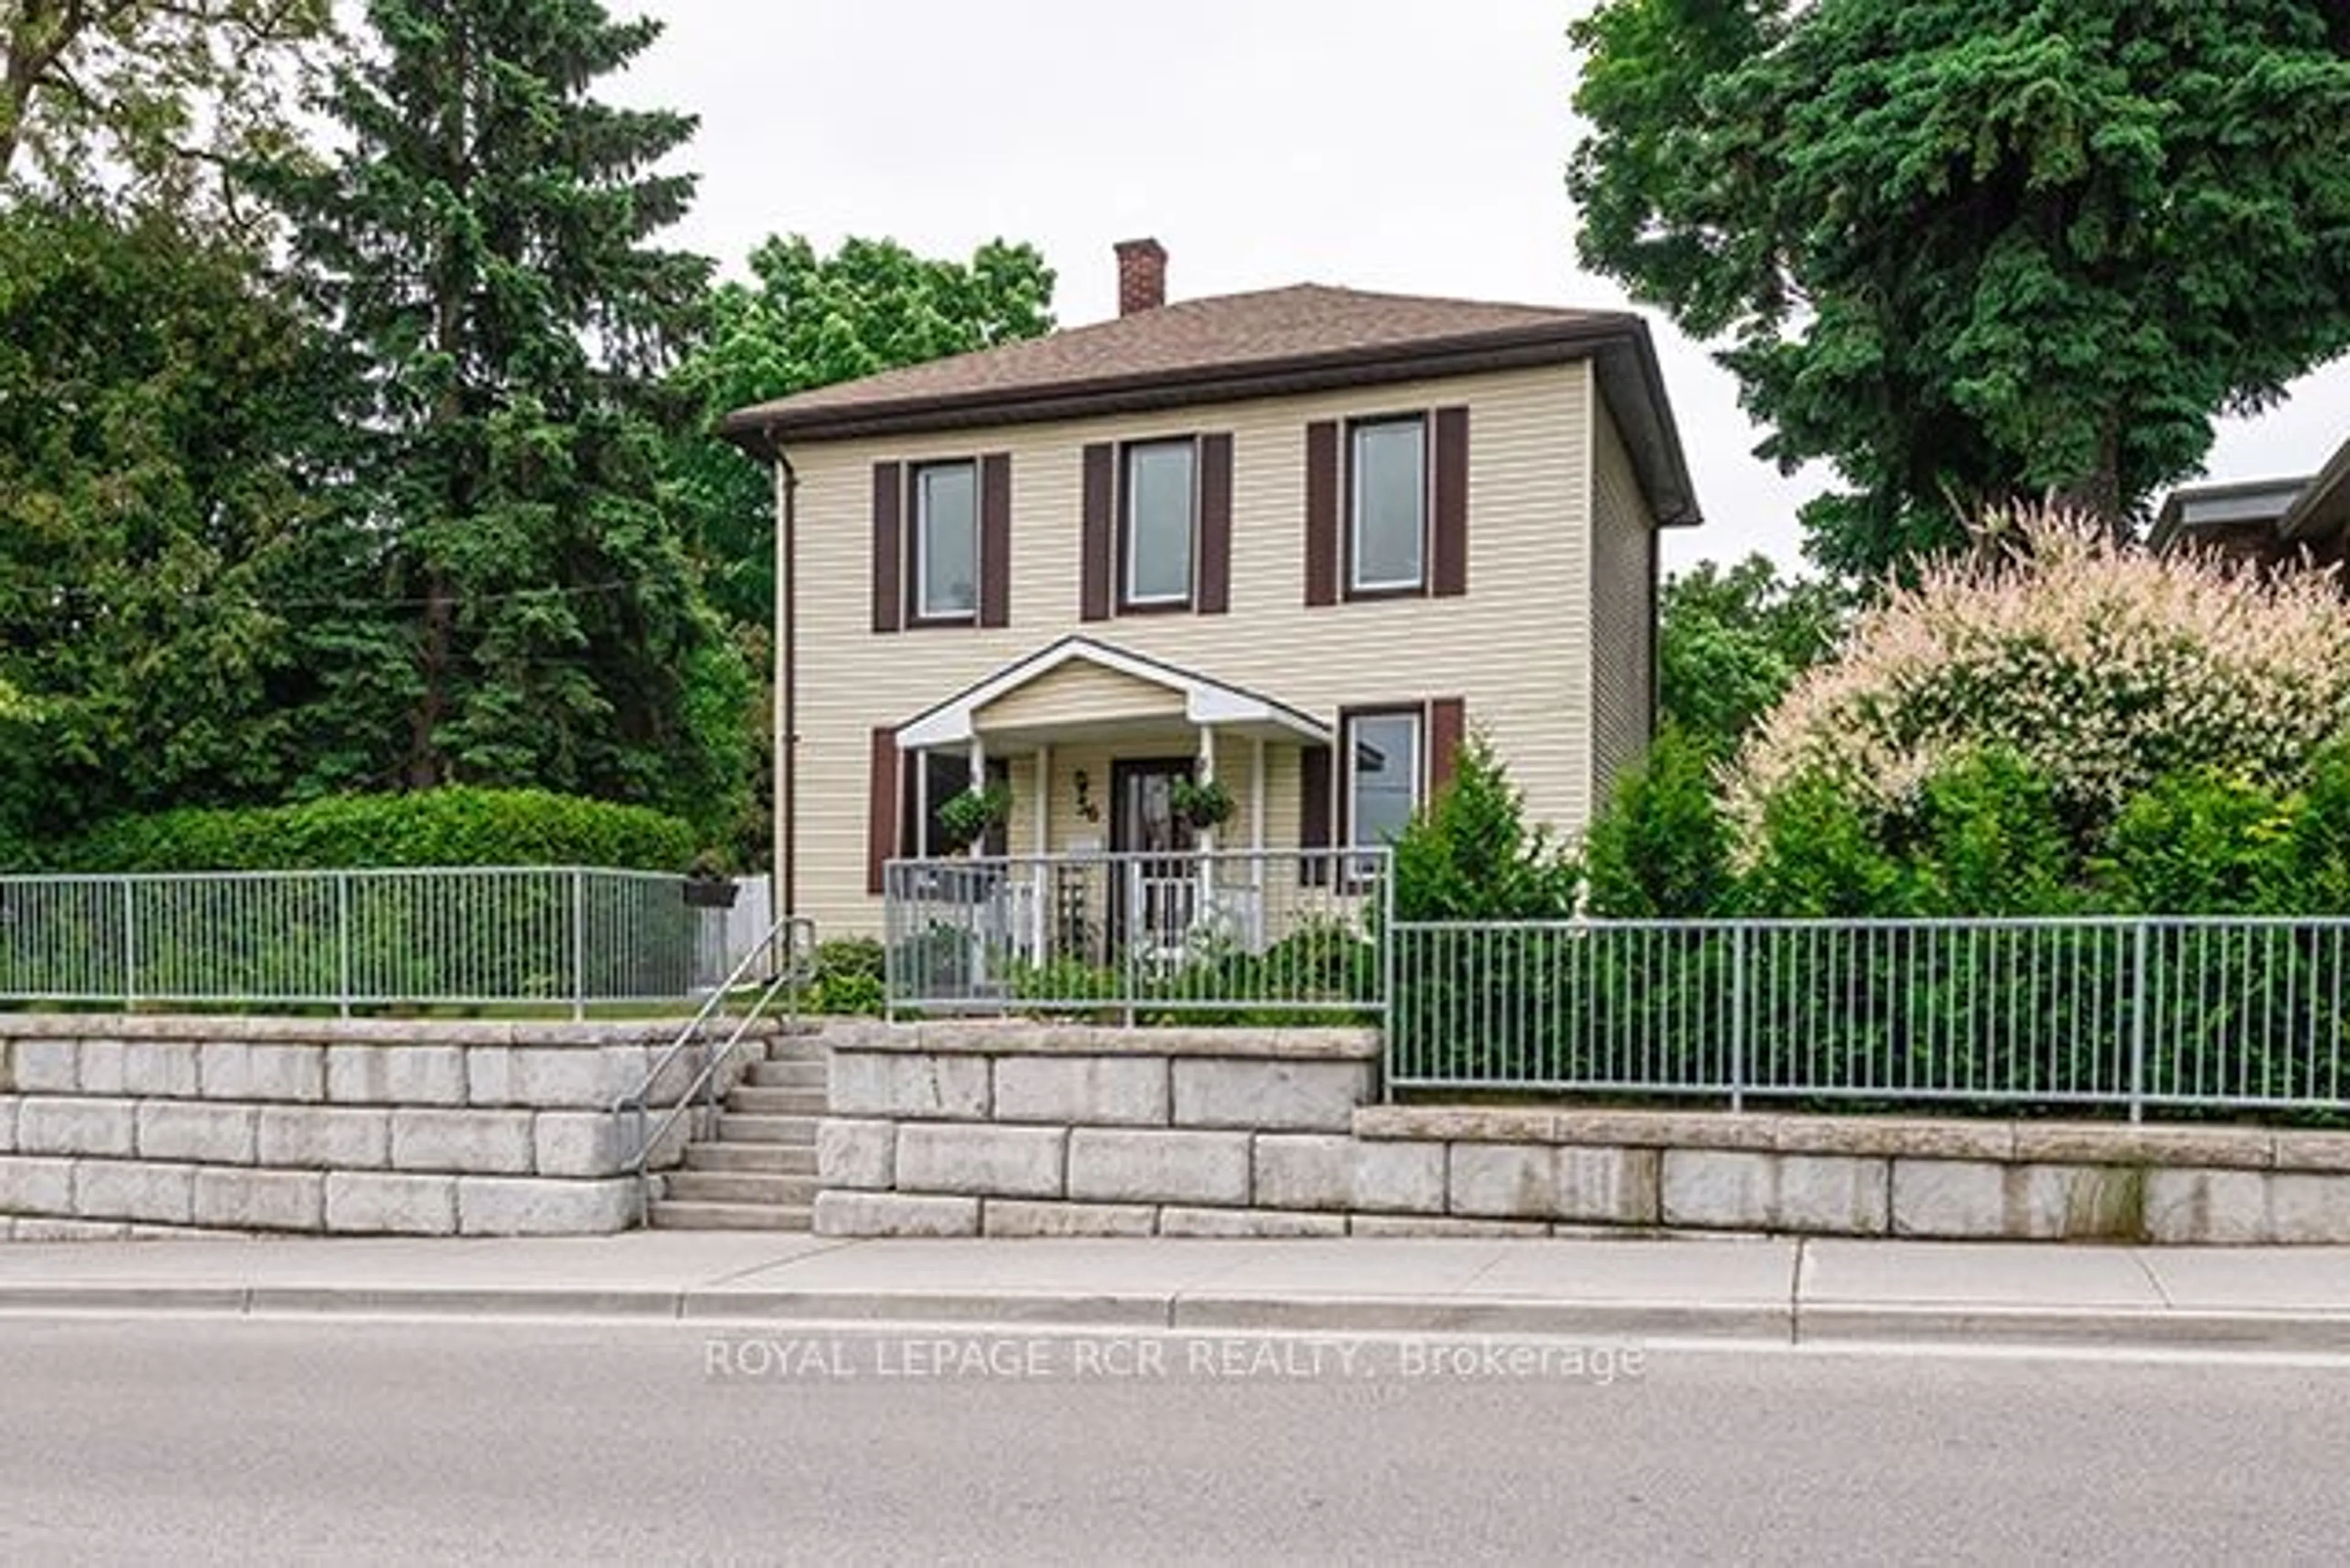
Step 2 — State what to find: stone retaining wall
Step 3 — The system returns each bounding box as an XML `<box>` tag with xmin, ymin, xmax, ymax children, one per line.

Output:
<box><xmin>0</xmin><ymin>1015</ymin><xmax>775</xmax><ymax>1239</ymax></box>
<box><xmin>818</xmin><ymin>1021</ymin><xmax>2350</xmax><ymax>1243</ymax></box>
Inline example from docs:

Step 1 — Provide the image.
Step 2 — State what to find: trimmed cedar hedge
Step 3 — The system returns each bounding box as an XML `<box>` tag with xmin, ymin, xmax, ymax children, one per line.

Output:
<box><xmin>58</xmin><ymin>788</ymin><xmax>699</xmax><ymax>874</ymax></box>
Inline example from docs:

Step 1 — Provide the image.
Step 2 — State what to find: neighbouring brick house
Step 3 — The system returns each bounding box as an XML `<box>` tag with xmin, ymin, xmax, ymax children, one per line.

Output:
<box><xmin>2151</xmin><ymin>432</ymin><xmax>2350</xmax><ymax>569</ymax></box>
<box><xmin>722</xmin><ymin>240</ymin><xmax>1701</xmax><ymax>940</ymax></box>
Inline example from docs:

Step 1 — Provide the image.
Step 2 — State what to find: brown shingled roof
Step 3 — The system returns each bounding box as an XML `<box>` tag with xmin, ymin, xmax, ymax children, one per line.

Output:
<box><xmin>722</xmin><ymin>280</ymin><xmax>1701</xmax><ymax>527</ymax></box>
<box><xmin>726</xmin><ymin>284</ymin><xmax>1622</xmax><ymax>431</ymax></box>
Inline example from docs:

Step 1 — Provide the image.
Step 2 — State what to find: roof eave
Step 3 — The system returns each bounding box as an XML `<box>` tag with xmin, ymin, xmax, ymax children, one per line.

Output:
<box><xmin>719</xmin><ymin>318</ymin><xmax>1627</xmax><ymax>444</ymax></box>
<box><xmin>2281</xmin><ymin>433</ymin><xmax>2350</xmax><ymax>543</ymax></box>
<box><xmin>721</xmin><ymin>314</ymin><xmax>1701</xmax><ymax>529</ymax></box>
<box><xmin>1587</xmin><ymin>321</ymin><xmax>1703</xmax><ymax>529</ymax></box>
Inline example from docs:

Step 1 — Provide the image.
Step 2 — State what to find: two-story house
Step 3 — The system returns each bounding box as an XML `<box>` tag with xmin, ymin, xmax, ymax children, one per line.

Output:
<box><xmin>723</xmin><ymin>240</ymin><xmax>1701</xmax><ymax>944</ymax></box>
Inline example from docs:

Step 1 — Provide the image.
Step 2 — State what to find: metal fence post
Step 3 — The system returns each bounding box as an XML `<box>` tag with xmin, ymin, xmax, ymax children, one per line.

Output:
<box><xmin>1730</xmin><ymin>924</ymin><xmax>1748</xmax><ymax>1113</ymax></box>
<box><xmin>121</xmin><ymin>876</ymin><xmax>138</xmax><ymax>1010</ymax></box>
<box><xmin>570</xmin><ymin>867</ymin><xmax>588</xmax><ymax>1022</ymax></box>
<box><xmin>2128</xmin><ymin>919</ymin><xmax>2149</xmax><ymax>1124</ymax></box>
<box><xmin>882</xmin><ymin>865</ymin><xmax>899</xmax><ymax>1024</ymax></box>
<box><xmin>336</xmin><ymin>872</ymin><xmax>353</xmax><ymax>1018</ymax></box>
<box><xmin>1379</xmin><ymin>851</ymin><xmax>1397</xmax><ymax>1104</ymax></box>
<box><xmin>1120</xmin><ymin>858</ymin><xmax>1137</xmax><ymax>1030</ymax></box>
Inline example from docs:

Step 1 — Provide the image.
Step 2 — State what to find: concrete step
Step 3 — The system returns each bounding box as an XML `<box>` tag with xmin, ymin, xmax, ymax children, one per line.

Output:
<box><xmin>714</xmin><ymin>1113</ymin><xmax>820</xmax><ymax>1146</ymax></box>
<box><xmin>747</xmin><ymin>1060</ymin><xmax>827</xmax><ymax>1089</ymax></box>
<box><xmin>762</xmin><ymin>1033</ymin><xmax>830</xmax><ymax>1057</ymax></box>
<box><xmin>684</xmin><ymin>1142</ymin><xmax>816</xmax><ymax>1175</ymax></box>
<box><xmin>662</xmin><ymin>1171</ymin><xmax>819</xmax><ymax>1207</ymax></box>
<box><xmin>726</xmin><ymin>1086</ymin><xmax>828</xmax><ymax>1116</ymax></box>
<box><xmin>647</xmin><ymin>1200</ymin><xmax>812</xmax><ymax>1232</ymax></box>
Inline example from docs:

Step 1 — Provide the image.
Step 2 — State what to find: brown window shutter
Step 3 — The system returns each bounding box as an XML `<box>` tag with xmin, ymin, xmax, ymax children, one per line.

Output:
<box><xmin>1433</xmin><ymin>406</ymin><xmax>1469</xmax><ymax>597</ymax></box>
<box><xmin>1304</xmin><ymin>421</ymin><xmax>1338</xmax><ymax>607</ymax></box>
<box><xmin>871</xmin><ymin>462</ymin><xmax>903</xmax><ymax>634</ymax></box>
<box><xmin>867</xmin><ymin>727</ymin><xmax>899</xmax><ymax>896</ymax></box>
<box><xmin>1428</xmin><ymin>697</ymin><xmax>1466</xmax><ymax>797</ymax></box>
<box><xmin>1080</xmin><ymin>442</ymin><xmax>1113</xmax><ymax>621</ymax></box>
<box><xmin>1196</xmin><ymin>432</ymin><xmax>1233</xmax><ymax>616</ymax></box>
<box><xmin>979</xmin><ymin>452</ymin><xmax>1012</xmax><ymax>628</ymax></box>
<box><xmin>1299</xmin><ymin>741</ymin><xmax>1334</xmax><ymax>886</ymax></box>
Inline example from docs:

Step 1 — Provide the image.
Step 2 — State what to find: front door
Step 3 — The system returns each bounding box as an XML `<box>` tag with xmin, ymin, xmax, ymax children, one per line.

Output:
<box><xmin>1110</xmin><ymin>759</ymin><xmax>1196</xmax><ymax>952</ymax></box>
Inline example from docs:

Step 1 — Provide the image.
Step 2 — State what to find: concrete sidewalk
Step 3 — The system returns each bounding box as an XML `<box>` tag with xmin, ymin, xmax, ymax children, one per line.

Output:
<box><xmin>1</xmin><ymin>1233</ymin><xmax>2348</xmax><ymax>1352</ymax></box>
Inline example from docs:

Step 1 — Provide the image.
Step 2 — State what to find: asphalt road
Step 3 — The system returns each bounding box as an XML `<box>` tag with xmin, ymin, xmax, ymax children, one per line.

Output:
<box><xmin>2</xmin><ymin>1317</ymin><xmax>2344</xmax><ymax>1566</ymax></box>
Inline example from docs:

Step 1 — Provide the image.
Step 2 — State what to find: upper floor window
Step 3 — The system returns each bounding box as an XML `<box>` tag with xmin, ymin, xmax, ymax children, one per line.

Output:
<box><xmin>1350</xmin><ymin>416</ymin><xmax>1427</xmax><ymax>594</ymax></box>
<box><xmin>914</xmin><ymin>460</ymin><xmax>979</xmax><ymax>623</ymax></box>
<box><xmin>1082</xmin><ymin>434</ymin><xmax>1231</xmax><ymax>622</ymax></box>
<box><xmin>1123</xmin><ymin>439</ymin><xmax>1196</xmax><ymax>609</ymax></box>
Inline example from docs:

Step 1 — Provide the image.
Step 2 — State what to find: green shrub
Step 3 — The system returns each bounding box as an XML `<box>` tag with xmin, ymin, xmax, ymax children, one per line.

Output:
<box><xmin>1391</xmin><ymin>733</ymin><xmax>1578</xmax><ymax>922</ymax></box>
<box><xmin>2097</xmin><ymin>767</ymin><xmax>2299</xmax><ymax>915</ymax></box>
<box><xmin>1733</xmin><ymin>775</ymin><xmax>1909</xmax><ymax>917</ymax></box>
<box><xmin>805</xmin><ymin>938</ymin><xmax>885</xmax><ymax>1015</ymax></box>
<box><xmin>2287</xmin><ymin>736</ymin><xmax>2350</xmax><ymax>914</ymax></box>
<box><xmin>1581</xmin><ymin>725</ymin><xmax>1735</xmax><ymax>917</ymax></box>
<box><xmin>62</xmin><ymin>788</ymin><xmax>698</xmax><ymax>873</ymax></box>
<box><xmin>1892</xmin><ymin>748</ymin><xmax>2078</xmax><ymax>916</ymax></box>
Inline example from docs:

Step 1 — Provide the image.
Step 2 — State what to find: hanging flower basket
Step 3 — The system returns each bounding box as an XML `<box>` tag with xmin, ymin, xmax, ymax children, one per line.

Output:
<box><xmin>683</xmin><ymin>853</ymin><xmax>739</xmax><ymax>908</ymax></box>
<box><xmin>1171</xmin><ymin>775</ymin><xmax>1234</xmax><ymax>833</ymax></box>
<box><xmin>936</xmin><ymin>782</ymin><xmax>1013</xmax><ymax>853</ymax></box>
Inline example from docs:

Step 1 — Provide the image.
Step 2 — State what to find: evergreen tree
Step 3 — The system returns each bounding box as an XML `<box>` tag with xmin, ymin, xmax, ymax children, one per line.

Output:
<box><xmin>1569</xmin><ymin>1</ymin><xmax>2350</xmax><ymax>578</ymax></box>
<box><xmin>266</xmin><ymin>0</ymin><xmax>747</xmax><ymax>842</ymax></box>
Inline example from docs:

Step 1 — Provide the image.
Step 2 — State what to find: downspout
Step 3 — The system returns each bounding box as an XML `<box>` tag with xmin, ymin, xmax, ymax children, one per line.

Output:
<box><xmin>1646</xmin><ymin>515</ymin><xmax>1662</xmax><ymax>752</ymax></box>
<box><xmin>774</xmin><ymin>444</ymin><xmax>799</xmax><ymax>919</ymax></box>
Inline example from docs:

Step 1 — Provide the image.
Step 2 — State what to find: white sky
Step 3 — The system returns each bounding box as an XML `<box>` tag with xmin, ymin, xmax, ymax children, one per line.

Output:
<box><xmin>618</xmin><ymin>0</ymin><xmax>2350</xmax><ymax>573</ymax></box>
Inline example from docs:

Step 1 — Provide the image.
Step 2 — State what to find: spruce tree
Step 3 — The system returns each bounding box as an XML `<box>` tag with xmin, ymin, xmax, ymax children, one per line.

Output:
<box><xmin>270</xmin><ymin>0</ymin><xmax>745</xmax><ymax>836</ymax></box>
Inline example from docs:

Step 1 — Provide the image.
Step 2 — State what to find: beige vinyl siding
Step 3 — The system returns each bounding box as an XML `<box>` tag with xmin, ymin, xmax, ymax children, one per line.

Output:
<box><xmin>976</xmin><ymin>660</ymin><xmax>1185</xmax><ymax>733</ymax></box>
<box><xmin>784</xmin><ymin>360</ymin><xmax>1599</xmax><ymax>936</ymax></box>
<box><xmin>1587</xmin><ymin>397</ymin><xmax>1658</xmax><ymax>804</ymax></box>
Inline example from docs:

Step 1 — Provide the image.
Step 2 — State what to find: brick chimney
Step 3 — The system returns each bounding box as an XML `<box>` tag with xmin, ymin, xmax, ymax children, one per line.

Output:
<box><xmin>1114</xmin><ymin>237</ymin><xmax>1167</xmax><ymax>315</ymax></box>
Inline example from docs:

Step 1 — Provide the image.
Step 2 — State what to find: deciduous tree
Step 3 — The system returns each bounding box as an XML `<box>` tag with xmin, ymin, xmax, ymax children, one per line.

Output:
<box><xmin>1657</xmin><ymin>554</ymin><xmax>1844</xmax><ymax>758</ymax></box>
<box><xmin>0</xmin><ymin>0</ymin><xmax>332</xmax><ymax>227</ymax></box>
<box><xmin>669</xmin><ymin>235</ymin><xmax>1055</xmax><ymax>629</ymax></box>
<box><xmin>0</xmin><ymin>201</ymin><xmax>348</xmax><ymax>851</ymax></box>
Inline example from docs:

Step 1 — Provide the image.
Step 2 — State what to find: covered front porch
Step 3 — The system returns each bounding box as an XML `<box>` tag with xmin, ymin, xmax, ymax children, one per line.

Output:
<box><xmin>883</xmin><ymin>639</ymin><xmax>1381</xmax><ymax>1004</ymax></box>
<box><xmin>897</xmin><ymin>635</ymin><xmax>1324</xmax><ymax>862</ymax></box>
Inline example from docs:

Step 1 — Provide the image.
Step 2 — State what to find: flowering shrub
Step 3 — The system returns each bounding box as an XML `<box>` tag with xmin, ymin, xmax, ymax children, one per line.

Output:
<box><xmin>1726</xmin><ymin>508</ymin><xmax>2350</xmax><ymax>857</ymax></box>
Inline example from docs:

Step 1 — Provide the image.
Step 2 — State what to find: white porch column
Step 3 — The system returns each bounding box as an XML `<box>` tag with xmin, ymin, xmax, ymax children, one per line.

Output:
<box><xmin>1195</xmin><ymin>726</ymin><xmax>1218</xmax><ymax>932</ymax></box>
<box><xmin>1033</xmin><ymin>745</ymin><xmax>1052</xmax><ymax>854</ymax></box>
<box><xmin>1195</xmin><ymin>726</ymin><xmax>1218</xmax><ymax>853</ymax></box>
<box><xmin>967</xmin><ymin>734</ymin><xmax>987</xmax><ymax>859</ymax></box>
<box><xmin>1031</xmin><ymin>745</ymin><xmax>1051</xmax><ymax>961</ymax></box>
<box><xmin>911</xmin><ymin>746</ymin><xmax>929</xmax><ymax>855</ymax></box>
<box><xmin>1250</xmin><ymin>734</ymin><xmax>1268</xmax><ymax>949</ymax></box>
<box><xmin>1250</xmin><ymin>737</ymin><xmax>1267</xmax><ymax>853</ymax></box>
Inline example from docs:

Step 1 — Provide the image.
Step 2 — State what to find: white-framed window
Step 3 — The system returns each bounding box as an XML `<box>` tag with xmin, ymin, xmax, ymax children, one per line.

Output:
<box><xmin>1344</xmin><ymin>709</ymin><xmax>1423</xmax><ymax>849</ymax></box>
<box><xmin>913</xmin><ymin>460</ymin><xmax>979</xmax><ymax>622</ymax></box>
<box><xmin>1349</xmin><ymin>416</ymin><xmax>1427</xmax><ymax>594</ymax></box>
<box><xmin>1122</xmin><ymin>439</ymin><xmax>1196</xmax><ymax>608</ymax></box>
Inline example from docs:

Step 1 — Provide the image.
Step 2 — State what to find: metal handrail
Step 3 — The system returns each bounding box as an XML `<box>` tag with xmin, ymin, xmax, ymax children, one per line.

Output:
<box><xmin>613</xmin><ymin>913</ymin><xmax>816</xmax><ymax>1223</ymax></box>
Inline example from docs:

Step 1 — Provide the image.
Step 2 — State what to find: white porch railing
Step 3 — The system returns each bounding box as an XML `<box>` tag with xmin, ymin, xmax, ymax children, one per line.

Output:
<box><xmin>882</xmin><ymin>849</ymin><xmax>1390</xmax><ymax>1020</ymax></box>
